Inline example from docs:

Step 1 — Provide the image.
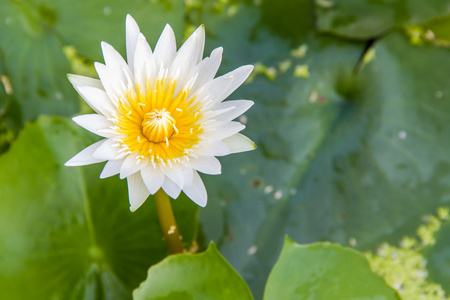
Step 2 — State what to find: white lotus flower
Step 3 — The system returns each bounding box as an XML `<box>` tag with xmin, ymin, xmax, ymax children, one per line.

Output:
<box><xmin>65</xmin><ymin>15</ymin><xmax>255</xmax><ymax>211</ymax></box>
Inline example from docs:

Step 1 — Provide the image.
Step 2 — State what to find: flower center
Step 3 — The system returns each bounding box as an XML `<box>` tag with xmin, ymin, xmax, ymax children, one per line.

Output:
<box><xmin>142</xmin><ymin>108</ymin><xmax>178</xmax><ymax>144</ymax></box>
<box><xmin>112</xmin><ymin>75</ymin><xmax>204</xmax><ymax>167</ymax></box>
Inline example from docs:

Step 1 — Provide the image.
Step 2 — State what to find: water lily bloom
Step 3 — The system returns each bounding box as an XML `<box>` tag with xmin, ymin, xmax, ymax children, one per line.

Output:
<box><xmin>65</xmin><ymin>15</ymin><xmax>255</xmax><ymax>211</ymax></box>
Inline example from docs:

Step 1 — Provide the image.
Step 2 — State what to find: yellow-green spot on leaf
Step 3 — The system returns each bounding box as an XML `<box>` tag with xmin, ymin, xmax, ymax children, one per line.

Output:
<box><xmin>366</xmin><ymin>208</ymin><xmax>450</xmax><ymax>299</ymax></box>
<box><xmin>315</xmin><ymin>0</ymin><xmax>334</xmax><ymax>9</ymax></box>
<box><xmin>290</xmin><ymin>44</ymin><xmax>308</xmax><ymax>58</ymax></box>
<box><xmin>363</xmin><ymin>48</ymin><xmax>376</xmax><ymax>64</ymax></box>
<box><xmin>293</xmin><ymin>64</ymin><xmax>310</xmax><ymax>78</ymax></box>
<box><xmin>248</xmin><ymin>62</ymin><xmax>277</xmax><ymax>82</ymax></box>
<box><xmin>88</xmin><ymin>246</ymin><xmax>103</xmax><ymax>262</ymax></box>
<box><xmin>63</xmin><ymin>46</ymin><xmax>96</xmax><ymax>78</ymax></box>
<box><xmin>278</xmin><ymin>59</ymin><xmax>292</xmax><ymax>73</ymax></box>
<box><xmin>406</xmin><ymin>26</ymin><xmax>426</xmax><ymax>45</ymax></box>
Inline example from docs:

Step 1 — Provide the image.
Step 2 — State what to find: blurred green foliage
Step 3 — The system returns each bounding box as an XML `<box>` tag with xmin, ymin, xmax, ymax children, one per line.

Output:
<box><xmin>1</xmin><ymin>0</ymin><xmax>450</xmax><ymax>299</ymax></box>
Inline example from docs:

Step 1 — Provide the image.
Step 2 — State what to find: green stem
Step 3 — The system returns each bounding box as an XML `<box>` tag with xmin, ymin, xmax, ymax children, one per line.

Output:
<box><xmin>154</xmin><ymin>189</ymin><xmax>185</xmax><ymax>254</ymax></box>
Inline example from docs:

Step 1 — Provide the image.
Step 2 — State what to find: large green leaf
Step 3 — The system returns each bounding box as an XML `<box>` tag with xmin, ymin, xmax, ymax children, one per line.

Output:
<box><xmin>133</xmin><ymin>242</ymin><xmax>253</xmax><ymax>300</ymax></box>
<box><xmin>192</xmin><ymin>0</ymin><xmax>450</xmax><ymax>298</ymax></box>
<box><xmin>0</xmin><ymin>116</ymin><xmax>198</xmax><ymax>300</ymax></box>
<box><xmin>315</xmin><ymin>0</ymin><xmax>450</xmax><ymax>39</ymax></box>
<box><xmin>425</xmin><ymin>222</ymin><xmax>450</xmax><ymax>295</ymax></box>
<box><xmin>264</xmin><ymin>237</ymin><xmax>400</xmax><ymax>299</ymax></box>
<box><xmin>0</xmin><ymin>0</ymin><xmax>184</xmax><ymax>125</ymax></box>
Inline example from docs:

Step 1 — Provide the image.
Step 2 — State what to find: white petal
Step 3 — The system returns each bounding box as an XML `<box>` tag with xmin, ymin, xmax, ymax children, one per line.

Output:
<box><xmin>203</xmin><ymin>121</ymin><xmax>245</xmax><ymax>140</ymax></box>
<box><xmin>154</xmin><ymin>24</ymin><xmax>177</xmax><ymax>70</ymax></box>
<box><xmin>68</xmin><ymin>74</ymin><xmax>103</xmax><ymax>89</ymax></box>
<box><xmin>222</xmin><ymin>133</ymin><xmax>256</xmax><ymax>154</ymax></box>
<box><xmin>195</xmin><ymin>65</ymin><xmax>254</xmax><ymax>110</ymax></box>
<box><xmin>101</xmin><ymin>41</ymin><xmax>135</xmax><ymax>86</ymax></box>
<box><xmin>169</xmin><ymin>25</ymin><xmax>203</xmax><ymax>91</ymax></box>
<box><xmin>211</xmin><ymin>100</ymin><xmax>254</xmax><ymax>121</ymax></box>
<box><xmin>92</xmin><ymin>138</ymin><xmax>122</xmax><ymax>160</ymax></box>
<box><xmin>181</xmin><ymin>166</ymin><xmax>194</xmax><ymax>188</ymax></box>
<box><xmin>195</xmin><ymin>139</ymin><xmax>230</xmax><ymax>157</ymax></box>
<box><xmin>217</xmin><ymin>65</ymin><xmax>254</xmax><ymax>103</ymax></box>
<box><xmin>189</xmin><ymin>156</ymin><xmax>221</xmax><ymax>175</ymax></box>
<box><xmin>71</xmin><ymin>84</ymin><xmax>116</xmax><ymax>117</ymax></box>
<box><xmin>126</xmin><ymin>14</ymin><xmax>141</xmax><ymax>72</ymax></box>
<box><xmin>93</xmin><ymin>63</ymin><xmax>125</xmax><ymax>106</ymax></box>
<box><xmin>191</xmin><ymin>47</ymin><xmax>223</xmax><ymax>93</ymax></box>
<box><xmin>183</xmin><ymin>171</ymin><xmax>207</xmax><ymax>207</ymax></box>
<box><xmin>119</xmin><ymin>152</ymin><xmax>149</xmax><ymax>179</ymax></box>
<box><xmin>127</xmin><ymin>172</ymin><xmax>150</xmax><ymax>212</ymax></box>
<box><xmin>134</xmin><ymin>33</ymin><xmax>157</xmax><ymax>93</ymax></box>
<box><xmin>161</xmin><ymin>176</ymin><xmax>182</xmax><ymax>199</ymax></box>
<box><xmin>193</xmin><ymin>75</ymin><xmax>234</xmax><ymax>109</ymax></box>
<box><xmin>100</xmin><ymin>159</ymin><xmax>123</xmax><ymax>179</ymax></box>
<box><xmin>65</xmin><ymin>140</ymin><xmax>106</xmax><ymax>166</ymax></box>
<box><xmin>72</xmin><ymin>114</ymin><xmax>115</xmax><ymax>138</ymax></box>
<box><xmin>161</xmin><ymin>164</ymin><xmax>185</xmax><ymax>188</ymax></box>
<box><xmin>141</xmin><ymin>165</ymin><xmax>165</xmax><ymax>194</ymax></box>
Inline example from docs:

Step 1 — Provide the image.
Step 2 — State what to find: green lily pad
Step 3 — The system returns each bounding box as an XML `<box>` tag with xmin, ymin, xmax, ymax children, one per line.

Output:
<box><xmin>0</xmin><ymin>116</ymin><xmax>198</xmax><ymax>299</ymax></box>
<box><xmin>264</xmin><ymin>237</ymin><xmax>400</xmax><ymax>299</ymax></box>
<box><xmin>315</xmin><ymin>0</ymin><xmax>450</xmax><ymax>39</ymax></box>
<box><xmin>133</xmin><ymin>242</ymin><xmax>253</xmax><ymax>300</ymax></box>
<box><xmin>0</xmin><ymin>0</ymin><xmax>184</xmax><ymax>125</ymax></box>
<box><xmin>192</xmin><ymin>1</ymin><xmax>450</xmax><ymax>298</ymax></box>
<box><xmin>425</xmin><ymin>222</ymin><xmax>450</xmax><ymax>295</ymax></box>
<box><xmin>420</xmin><ymin>15</ymin><xmax>450</xmax><ymax>46</ymax></box>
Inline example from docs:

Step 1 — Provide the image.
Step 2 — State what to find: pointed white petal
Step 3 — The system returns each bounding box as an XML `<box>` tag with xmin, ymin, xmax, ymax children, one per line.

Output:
<box><xmin>161</xmin><ymin>164</ymin><xmax>194</xmax><ymax>189</ymax></box>
<box><xmin>128</xmin><ymin>172</ymin><xmax>150</xmax><ymax>212</ymax></box>
<box><xmin>196</xmin><ymin>25</ymin><xmax>205</xmax><ymax>63</ymax></box>
<box><xmin>195</xmin><ymin>139</ymin><xmax>230</xmax><ymax>157</ymax></box>
<box><xmin>180</xmin><ymin>166</ymin><xmax>194</xmax><ymax>189</ymax></box>
<box><xmin>171</xmin><ymin>45</ymin><xmax>200</xmax><ymax>94</ymax></box>
<box><xmin>92</xmin><ymin>138</ymin><xmax>122</xmax><ymax>160</ymax></box>
<box><xmin>68</xmin><ymin>74</ymin><xmax>103</xmax><ymax>89</ymax></box>
<box><xmin>100</xmin><ymin>159</ymin><xmax>123</xmax><ymax>179</ymax></box>
<box><xmin>161</xmin><ymin>164</ymin><xmax>184</xmax><ymax>188</ymax></box>
<box><xmin>126</xmin><ymin>14</ymin><xmax>141</xmax><ymax>71</ymax></box>
<box><xmin>101</xmin><ymin>41</ymin><xmax>135</xmax><ymax>86</ymax></box>
<box><xmin>141</xmin><ymin>165</ymin><xmax>165</xmax><ymax>194</ymax></box>
<box><xmin>193</xmin><ymin>75</ymin><xmax>234</xmax><ymax>109</ymax></box>
<box><xmin>154</xmin><ymin>24</ymin><xmax>177</xmax><ymax>69</ymax></box>
<box><xmin>65</xmin><ymin>140</ymin><xmax>106</xmax><ymax>166</ymax></box>
<box><xmin>73</xmin><ymin>85</ymin><xmax>116</xmax><ymax>117</ymax></box>
<box><xmin>222</xmin><ymin>133</ymin><xmax>256</xmax><ymax>154</ymax></box>
<box><xmin>94</xmin><ymin>62</ymin><xmax>125</xmax><ymax>106</ymax></box>
<box><xmin>189</xmin><ymin>156</ymin><xmax>221</xmax><ymax>175</ymax></box>
<box><xmin>211</xmin><ymin>100</ymin><xmax>254</xmax><ymax>121</ymax></box>
<box><xmin>183</xmin><ymin>171</ymin><xmax>207</xmax><ymax>207</ymax></box>
<box><xmin>120</xmin><ymin>152</ymin><xmax>149</xmax><ymax>179</ymax></box>
<box><xmin>161</xmin><ymin>176</ymin><xmax>182</xmax><ymax>199</ymax></box>
<box><xmin>191</xmin><ymin>47</ymin><xmax>222</xmax><ymax>93</ymax></box>
<box><xmin>204</xmin><ymin>121</ymin><xmax>245</xmax><ymax>140</ymax></box>
<box><xmin>72</xmin><ymin>114</ymin><xmax>115</xmax><ymax>138</ymax></box>
<box><xmin>134</xmin><ymin>33</ymin><xmax>156</xmax><ymax>93</ymax></box>
<box><xmin>217</xmin><ymin>65</ymin><xmax>253</xmax><ymax>102</ymax></box>
<box><xmin>169</xmin><ymin>25</ymin><xmax>204</xmax><ymax>91</ymax></box>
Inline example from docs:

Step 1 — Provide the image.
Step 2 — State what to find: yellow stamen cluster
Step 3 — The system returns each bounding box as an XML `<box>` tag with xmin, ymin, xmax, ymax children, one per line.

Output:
<box><xmin>112</xmin><ymin>75</ymin><xmax>203</xmax><ymax>167</ymax></box>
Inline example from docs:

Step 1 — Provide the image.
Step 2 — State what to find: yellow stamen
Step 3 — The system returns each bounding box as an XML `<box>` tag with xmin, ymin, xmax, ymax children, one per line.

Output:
<box><xmin>114</xmin><ymin>77</ymin><xmax>203</xmax><ymax>165</ymax></box>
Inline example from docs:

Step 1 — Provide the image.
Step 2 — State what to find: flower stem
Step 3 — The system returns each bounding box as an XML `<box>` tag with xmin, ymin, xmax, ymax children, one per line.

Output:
<box><xmin>154</xmin><ymin>189</ymin><xmax>185</xmax><ymax>254</ymax></box>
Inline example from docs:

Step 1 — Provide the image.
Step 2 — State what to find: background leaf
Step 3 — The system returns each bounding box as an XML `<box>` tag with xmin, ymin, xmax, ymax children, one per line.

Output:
<box><xmin>263</xmin><ymin>237</ymin><xmax>400</xmax><ymax>299</ymax></box>
<box><xmin>133</xmin><ymin>242</ymin><xmax>254</xmax><ymax>300</ymax></box>
<box><xmin>426</xmin><ymin>222</ymin><xmax>450</xmax><ymax>295</ymax></box>
<box><xmin>315</xmin><ymin>0</ymin><xmax>450</xmax><ymax>39</ymax></box>
<box><xmin>0</xmin><ymin>116</ymin><xmax>198</xmax><ymax>299</ymax></box>
<box><xmin>191</xmin><ymin>0</ymin><xmax>450</xmax><ymax>298</ymax></box>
